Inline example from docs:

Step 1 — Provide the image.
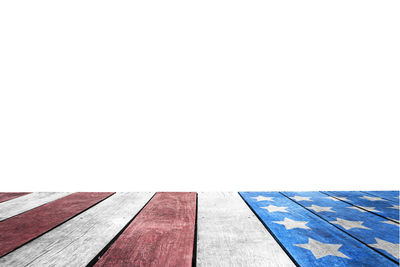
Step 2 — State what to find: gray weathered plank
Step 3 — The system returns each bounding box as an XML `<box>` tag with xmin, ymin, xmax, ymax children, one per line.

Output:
<box><xmin>197</xmin><ymin>192</ymin><xmax>295</xmax><ymax>267</ymax></box>
<box><xmin>0</xmin><ymin>192</ymin><xmax>154</xmax><ymax>267</ymax></box>
<box><xmin>0</xmin><ymin>192</ymin><xmax>71</xmax><ymax>221</ymax></box>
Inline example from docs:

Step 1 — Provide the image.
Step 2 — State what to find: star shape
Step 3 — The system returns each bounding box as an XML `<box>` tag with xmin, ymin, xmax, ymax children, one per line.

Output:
<box><xmin>273</xmin><ymin>217</ymin><xmax>310</xmax><ymax>230</ymax></box>
<box><xmin>291</xmin><ymin>196</ymin><xmax>312</xmax><ymax>202</ymax></box>
<box><xmin>360</xmin><ymin>196</ymin><xmax>385</xmax><ymax>201</ymax></box>
<box><xmin>388</xmin><ymin>204</ymin><xmax>399</xmax><ymax>210</ymax></box>
<box><xmin>307</xmin><ymin>205</ymin><xmax>334</xmax><ymax>213</ymax></box>
<box><xmin>330</xmin><ymin>218</ymin><xmax>370</xmax><ymax>230</ymax></box>
<box><xmin>251</xmin><ymin>195</ymin><xmax>274</xmax><ymax>202</ymax></box>
<box><xmin>295</xmin><ymin>238</ymin><xmax>350</xmax><ymax>259</ymax></box>
<box><xmin>261</xmin><ymin>205</ymin><xmax>288</xmax><ymax>213</ymax></box>
<box><xmin>369</xmin><ymin>238</ymin><xmax>399</xmax><ymax>259</ymax></box>
<box><xmin>348</xmin><ymin>206</ymin><xmax>380</xmax><ymax>213</ymax></box>
<box><xmin>381</xmin><ymin>220</ymin><xmax>400</xmax><ymax>227</ymax></box>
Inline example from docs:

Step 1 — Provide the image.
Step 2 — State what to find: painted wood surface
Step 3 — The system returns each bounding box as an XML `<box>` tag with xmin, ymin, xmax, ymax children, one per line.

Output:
<box><xmin>0</xmin><ymin>192</ymin><xmax>154</xmax><ymax>267</ymax></box>
<box><xmin>0</xmin><ymin>192</ymin><xmax>30</xmax><ymax>203</ymax></box>
<box><xmin>324</xmin><ymin>191</ymin><xmax>400</xmax><ymax>222</ymax></box>
<box><xmin>240</xmin><ymin>192</ymin><xmax>396</xmax><ymax>267</ymax></box>
<box><xmin>0</xmin><ymin>192</ymin><xmax>71</xmax><ymax>221</ymax></box>
<box><xmin>282</xmin><ymin>191</ymin><xmax>399</xmax><ymax>262</ymax></box>
<box><xmin>94</xmin><ymin>192</ymin><xmax>196</xmax><ymax>267</ymax></box>
<box><xmin>197</xmin><ymin>192</ymin><xmax>295</xmax><ymax>267</ymax></box>
<box><xmin>0</xmin><ymin>192</ymin><xmax>113</xmax><ymax>257</ymax></box>
<box><xmin>363</xmin><ymin>191</ymin><xmax>400</xmax><ymax>203</ymax></box>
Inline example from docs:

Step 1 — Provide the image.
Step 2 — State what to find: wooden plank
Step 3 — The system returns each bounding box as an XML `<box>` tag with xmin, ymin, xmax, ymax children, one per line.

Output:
<box><xmin>0</xmin><ymin>192</ymin><xmax>71</xmax><ymax>221</ymax></box>
<box><xmin>323</xmin><ymin>191</ymin><xmax>399</xmax><ymax>223</ymax></box>
<box><xmin>0</xmin><ymin>192</ymin><xmax>113</xmax><ymax>257</ymax></box>
<box><xmin>94</xmin><ymin>192</ymin><xmax>196</xmax><ymax>267</ymax></box>
<box><xmin>362</xmin><ymin>191</ymin><xmax>400</xmax><ymax>203</ymax></box>
<box><xmin>197</xmin><ymin>192</ymin><xmax>295</xmax><ymax>267</ymax></box>
<box><xmin>0</xmin><ymin>192</ymin><xmax>153</xmax><ymax>267</ymax></box>
<box><xmin>240</xmin><ymin>192</ymin><xmax>396</xmax><ymax>266</ymax></box>
<box><xmin>0</xmin><ymin>192</ymin><xmax>30</xmax><ymax>203</ymax></box>
<box><xmin>282</xmin><ymin>191</ymin><xmax>399</xmax><ymax>263</ymax></box>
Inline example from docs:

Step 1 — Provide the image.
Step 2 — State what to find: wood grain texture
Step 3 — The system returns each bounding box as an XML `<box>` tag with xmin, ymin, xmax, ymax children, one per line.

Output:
<box><xmin>0</xmin><ymin>192</ymin><xmax>113</xmax><ymax>257</ymax></box>
<box><xmin>240</xmin><ymin>192</ymin><xmax>396</xmax><ymax>266</ymax></box>
<box><xmin>0</xmin><ymin>192</ymin><xmax>71</xmax><ymax>221</ymax></box>
<box><xmin>95</xmin><ymin>192</ymin><xmax>196</xmax><ymax>267</ymax></box>
<box><xmin>324</xmin><ymin>191</ymin><xmax>399</xmax><ymax>222</ymax></box>
<box><xmin>0</xmin><ymin>192</ymin><xmax>153</xmax><ymax>267</ymax></box>
<box><xmin>0</xmin><ymin>192</ymin><xmax>30</xmax><ymax>203</ymax></box>
<box><xmin>282</xmin><ymin>191</ymin><xmax>399</xmax><ymax>263</ymax></box>
<box><xmin>197</xmin><ymin>192</ymin><xmax>295</xmax><ymax>267</ymax></box>
<box><xmin>363</xmin><ymin>191</ymin><xmax>400</xmax><ymax>203</ymax></box>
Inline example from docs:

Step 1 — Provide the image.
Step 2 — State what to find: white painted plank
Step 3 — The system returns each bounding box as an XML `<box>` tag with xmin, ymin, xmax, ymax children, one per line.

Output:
<box><xmin>0</xmin><ymin>192</ymin><xmax>71</xmax><ymax>221</ymax></box>
<box><xmin>197</xmin><ymin>192</ymin><xmax>295</xmax><ymax>267</ymax></box>
<box><xmin>0</xmin><ymin>192</ymin><xmax>154</xmax><ymax>267</ymax></box>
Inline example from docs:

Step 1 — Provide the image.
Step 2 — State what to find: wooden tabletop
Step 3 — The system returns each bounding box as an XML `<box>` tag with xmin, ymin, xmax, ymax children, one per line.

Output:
<box><xmin>0</xmin><ymin>191</ymin><xmax>398</xmax><ymax>266</ymax></box>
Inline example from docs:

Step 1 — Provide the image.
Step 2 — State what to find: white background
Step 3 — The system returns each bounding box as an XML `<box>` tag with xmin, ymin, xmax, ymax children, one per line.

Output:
<box><xmin>1</xmin><ymin>0</ymin><xmax>399</xmax><ymax>191</ymax></box>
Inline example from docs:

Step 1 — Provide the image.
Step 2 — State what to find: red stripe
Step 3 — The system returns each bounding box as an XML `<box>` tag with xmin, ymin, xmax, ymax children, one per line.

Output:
<box><xmin>95</xmin><ymin>192</ymin><xmax>196</xmax><ymax>267</ymax></box>
<box><xmin>0</xmin><ymin>192</ymin><xmax>113</xmax><ymax>257</ymax></box>
<box><xmin>0</xmin><ymin>192</ymin><xmax>30</xmax><ymax>203</ymax></box>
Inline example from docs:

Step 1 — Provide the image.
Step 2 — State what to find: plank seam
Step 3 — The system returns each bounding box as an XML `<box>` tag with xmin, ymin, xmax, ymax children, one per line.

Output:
<box><xmin>85</xmin><ymin>192</ymin><xmax>156</xmax><ymax>267</ymax></box>
<box><xmin>279</xmin><ymin>192</ymin><xmax>398</xmax><ymax>264</ymax></box>
<box><xmin>237</xmin><ymin>192</ymin><xmax>300</xmax><ymax>267</ymax></box>
<box><xmin>320</xmin><ymin>191</ymin><xmax>399</xmax><ymax>224</ymax></box>
<box><xmin>192</xmin><ymin>192</ymin><xmax>198</xmax><ymax>267</ymax></box>
<box><xmin>0</xmin><ymin>193</ymin><xmax>116</xmax><ymax>259</ymax></box>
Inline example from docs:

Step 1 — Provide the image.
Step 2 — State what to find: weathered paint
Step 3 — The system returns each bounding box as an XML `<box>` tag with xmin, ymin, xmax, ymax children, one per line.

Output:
<box><xmin>0</xmin><ymin>192</ymin><xmax>71</xmax><ymax>221</ymax></box>
<box><xmin>197</xmin><ymin>192</ymin><xmax>295</xmax><ymax>267</ymax></box>
<box><xmin>0</xmin><ymin>193</ymin><xmax>30</xmax><ymax>203</ymax></box>
<box><xmin>282</xmin><ymin>191</ymin><xmax>399</xmax><ymax>262</ymax></box>
<box><xmin>324</xmin><ymin>191</ymin><xmax>399</xmax><ymax>222</ymax></box>
<box><xmin>95</xmin><ymin>192</ymin><xmax>196</xmax><ymax>267</ymax></box>
<box><xmin>0</xmin><ymin>192</ymin><xmax>113</xmax><ymax>257</ymax></box>
<box><xmin>240</xmin><ymin>192</ymin><xmax>397</xmax><ymax>267</ymax></box>
<box><xmin>0</xmin><ymin>192</ymin><xmax>153</xmax><ymax>267</ymax></box>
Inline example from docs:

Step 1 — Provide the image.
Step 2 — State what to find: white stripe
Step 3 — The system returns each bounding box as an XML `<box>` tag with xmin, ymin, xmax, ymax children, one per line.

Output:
<box><xmin>197</xmin><ymin>192</ymin><xmax>294</xmax><ymax>267</ymax></box>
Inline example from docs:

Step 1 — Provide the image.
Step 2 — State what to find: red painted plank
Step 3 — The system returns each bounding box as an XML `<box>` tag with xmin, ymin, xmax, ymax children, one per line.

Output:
<box><xmin>95</xmin><ymin>192</ymin><xmax>196</xmax><ymax>267</ymax></box>
<box><xmin>0</xmin><ymin>192</ymin><xmax>113</xmax><ymax>257</ymax></box>
<box><xmin>0</xmin><ymin>192</ymin><xmax>30</xmax><ymax>203</ymax></box>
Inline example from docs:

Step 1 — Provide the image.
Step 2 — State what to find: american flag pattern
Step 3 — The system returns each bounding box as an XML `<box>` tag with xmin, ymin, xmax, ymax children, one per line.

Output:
<box><xmin>0</xmin><ymin>191</ymin><xmax>398</xmax><ymax>266</ymax></box>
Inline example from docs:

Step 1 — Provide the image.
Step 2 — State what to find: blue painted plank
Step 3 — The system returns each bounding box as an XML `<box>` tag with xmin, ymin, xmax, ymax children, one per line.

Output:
<box><xmin>363</xmin><ymin>191</ymin><xmax>400</xmax><ymax>204</ymax></box>
<box><xmin>324</xmin><ymin>191</ymin><xmax>399</xmax><ymax>222</ymax></box>
<box><xmin>240</xmin><ymin>192</ymin><xmax>396</xmax><ymax>267</ymax></box>
<box><xmin>282</xmin><ymin>191</ymin><xmax>399</xmax><ymax>262</ymax></box>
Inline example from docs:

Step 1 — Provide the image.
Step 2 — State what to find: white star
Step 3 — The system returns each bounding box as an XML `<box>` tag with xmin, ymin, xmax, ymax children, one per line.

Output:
<box><xmin>251</xmin><ymin>195</ymin><xmax>274</xmax><ymax>202</ymax></box>
<box><xmin>381</xmin><ymin>221</ymin><xmax>400</xmax><ymax>227</ymax></box>
<box><xmin>295</xmin><ymin>238</ymin><xmax>350</xmax><ymax>259</ymax></box>
<box><xmin>388</xmin><ymin>204</ymin><xmax>399</xmax><ymax>210</ymax></box>
<box><xmin>291</xmin><ymin>196</ymin><xmax>312</xmax><ymax>202</ymax></box>
<box><xmin>261</xmin><ymin>205</ymin><xmax>288</xmax><ymax>213</ymax></box>
<box><xmin>273</xmin><ymin>217</ymin><xmax>310</xmax><ymax>230</ymax></box>
<box><xmin>360</xmin><ymin>196</ymin><xmax>385</xmax><ymax>201</ymax></box>
<box><xmin>330</xmin><ymin>218</ymin><xmax>370</xmax><ymax>230</ymax></box>
<box><xmin>369</xmin><ymin>238</ymin><xmax>399</xmax><ymax>259</ymax></box>
<box><xmin>348</xmin><ymin>206</ymin><xmax>380</xmax><ymax>213</ymax></box>
<box><xmin>307</xmin><ymin>205</ymin><xmax>334</xmax><ymax>213</ymax></box>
